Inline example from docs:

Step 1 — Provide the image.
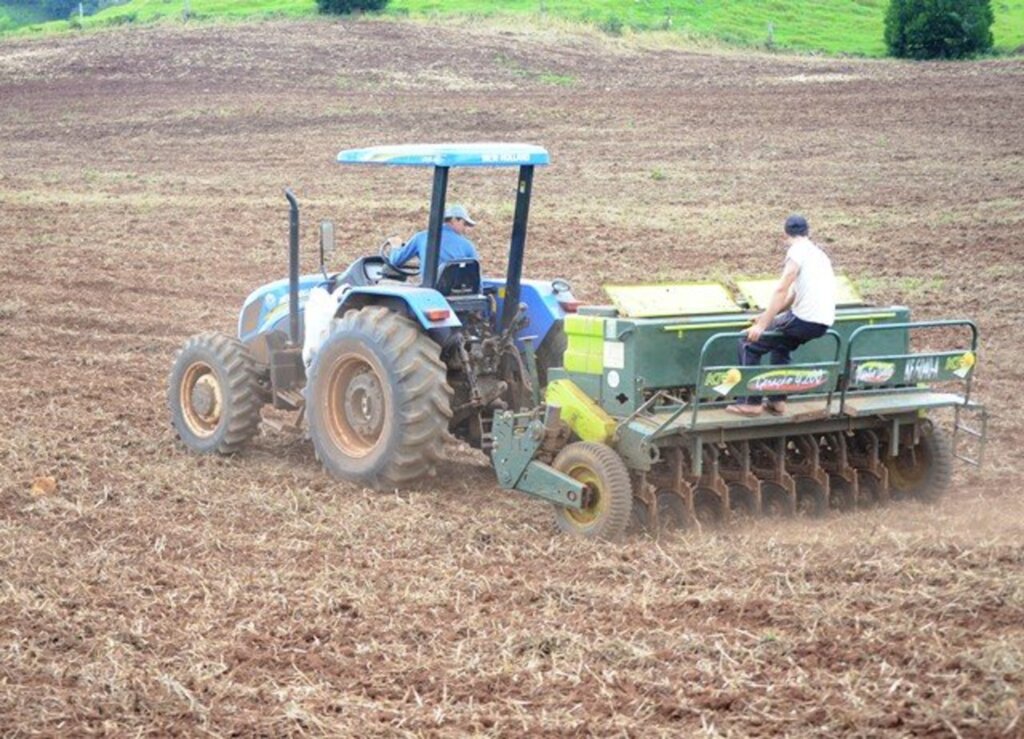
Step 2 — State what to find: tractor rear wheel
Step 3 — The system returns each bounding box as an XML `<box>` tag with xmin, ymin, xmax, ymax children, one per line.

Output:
<box><xmin>306</xmin><ymin>307</ymin><xmax>452</xmax><ymax>488</ymax></box>
<box><xmin>551</xmin><ymin>442</ymin><xmax>633</xmax><ymax>540</ymax></box>
<box><xmin>168</xmin><ymin>332</ymin><xmax>262</xmax><ymax>454</ymax></box>
<box><xmin>886</xmin><ymin>423</ymin><xmax>953</xmax><ymax>503</ymax></box>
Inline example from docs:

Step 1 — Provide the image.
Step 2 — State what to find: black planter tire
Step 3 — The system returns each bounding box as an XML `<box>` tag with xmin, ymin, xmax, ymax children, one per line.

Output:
<box><xmin>886</xmin><ymin>423</ymin><xmax>954</xmax><ymax>503</ymax></box>
<box><xmin>306</xmin><ymin>306</ymin><xmax>452</xmax><ymax>488</ymax></box>
<box><xmin>551</xmin><ymin>441</ymin><xmax>633</xmax><ymax>540</ymax></box>
<box><xmin>168</xmin><ymin>332</ymin><xmax>262</xmax><ymax>454</ymax></box>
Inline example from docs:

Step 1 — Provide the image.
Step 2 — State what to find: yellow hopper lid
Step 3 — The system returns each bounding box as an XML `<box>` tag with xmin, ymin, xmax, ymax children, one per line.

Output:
<box><xmin>604</xmin><ymin>282</ymin><xmax>741</xmax><ymax>318</ymax></box>
<box><xmin>736</xmin><ymin>274</ymin><xmax>865</xmax><ymax>310</ymax></box>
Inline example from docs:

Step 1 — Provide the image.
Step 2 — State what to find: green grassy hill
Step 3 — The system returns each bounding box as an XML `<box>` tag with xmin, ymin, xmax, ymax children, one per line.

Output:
<box><xmin>3</xmin><ymin>0</ymin><xmax>1023</xmax><ymax>56</ymax></box>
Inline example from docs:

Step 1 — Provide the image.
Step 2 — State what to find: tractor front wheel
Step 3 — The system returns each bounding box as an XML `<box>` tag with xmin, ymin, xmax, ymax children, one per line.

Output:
<box><xmin>551</xmin><ymin>442</ymin><xmax>633</xmax><ymax>540</ymax></box>
<box><xmin>168</xmin><ymin>332</ymin><xmax>262</xmax><ymax>454</ymax></box>
<box><xmin>306</xmin><ymin>307</ymin><xmax>452</xmax><ymax>488</ymax></box>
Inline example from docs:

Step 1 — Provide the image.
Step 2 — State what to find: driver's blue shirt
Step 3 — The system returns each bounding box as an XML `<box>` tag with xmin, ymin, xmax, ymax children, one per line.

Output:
<box><xmin>391</xmin><ymin>224</ymin><xmax>479</xmax><ymax>268</ymax></box>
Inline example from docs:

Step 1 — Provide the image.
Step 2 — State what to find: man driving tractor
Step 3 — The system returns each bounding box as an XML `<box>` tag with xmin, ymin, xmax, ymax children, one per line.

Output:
<box><xmin>390</xmin><ymin>203</ymin><xmax>480</xmax><ymax>269</ymax></box>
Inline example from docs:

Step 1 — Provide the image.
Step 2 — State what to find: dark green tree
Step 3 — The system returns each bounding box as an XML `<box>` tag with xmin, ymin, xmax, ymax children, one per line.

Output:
<box><xmin>26</xmin><ymin>0</ymin><xmax>99</xmax><ymax>19</ymax></box>
<box><xmin>316</xmin><ymin>0</ymin><xmax>388</xmax><ymax>15</ymax></box>
<box><xmin>885</xmin><ymin>0</ymin><xmax>994</xmax><ymax>59</ymax></box>
<box><xmin>42</xmin><ymin>0</ymin><xmax>78</xmax><ymax>18</ymax></box>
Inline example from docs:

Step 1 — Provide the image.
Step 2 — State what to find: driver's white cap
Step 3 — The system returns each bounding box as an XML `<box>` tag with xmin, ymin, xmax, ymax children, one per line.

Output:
<box><xmin>444</xmin><ymin>204</ymin><xmax>476</xmax><ymax>226</ymax></box>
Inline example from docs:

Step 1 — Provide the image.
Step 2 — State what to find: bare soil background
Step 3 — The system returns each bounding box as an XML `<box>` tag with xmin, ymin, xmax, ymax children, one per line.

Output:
<box><xmin>1</xmin><ymin>18</ymin><xmax>1022</xmax><ymax>736</ymax></box>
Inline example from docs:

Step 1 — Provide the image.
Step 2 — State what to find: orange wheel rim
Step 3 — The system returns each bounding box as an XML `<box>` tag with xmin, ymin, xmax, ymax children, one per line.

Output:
<box><xmin>180</xmin><ymin>361</ymin><xmax>223</xmax><ymax>438</ymax></box>
<box><xmin>325</xmin><ymin>353</ymin><xmax>387</xmax><ymax>457</ymax></box>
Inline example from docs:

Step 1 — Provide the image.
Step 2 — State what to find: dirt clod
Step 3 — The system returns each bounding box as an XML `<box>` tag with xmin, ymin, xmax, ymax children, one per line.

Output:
<box><xmin>29</xmin><ymin>476</ymin><xmax>58</xmax><ymax>497</ymax></box>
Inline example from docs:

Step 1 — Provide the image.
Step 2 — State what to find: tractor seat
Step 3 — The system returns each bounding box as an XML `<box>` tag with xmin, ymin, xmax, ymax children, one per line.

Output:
<box><xmin>435</xmin><ymin>259</ymin><xmax>488</xmax><ymax>314</ymax></box>
<box><xmin>435</xmin><ymin>259</ymin><xmax>482</xmax><ymax>297</ymax></box>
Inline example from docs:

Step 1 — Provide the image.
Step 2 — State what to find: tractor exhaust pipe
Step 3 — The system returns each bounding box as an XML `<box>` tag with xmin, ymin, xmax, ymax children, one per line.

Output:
<box><xmin>284</xmin><ymin>188</ymin><xmax>300</xmax><ymax>347</ymax></box>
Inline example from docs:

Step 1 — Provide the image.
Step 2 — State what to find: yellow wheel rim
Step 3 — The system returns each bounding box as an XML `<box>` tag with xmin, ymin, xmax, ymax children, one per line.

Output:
<box><xmin>180</xmin><ymin>361</ymin><xmax>223</xmax><ymax>439</ymax></box>
<box><xmin>563</xmin><ymin>465</ymin><xmax>608</xmax><ymax>526</ymax></box>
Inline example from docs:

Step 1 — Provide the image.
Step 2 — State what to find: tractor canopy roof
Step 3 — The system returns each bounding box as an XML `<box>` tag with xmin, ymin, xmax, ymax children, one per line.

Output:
<box><xmin>337</xmin><ymin>143</ymin><xmax>549</xmax><ymax>168</ymax></box>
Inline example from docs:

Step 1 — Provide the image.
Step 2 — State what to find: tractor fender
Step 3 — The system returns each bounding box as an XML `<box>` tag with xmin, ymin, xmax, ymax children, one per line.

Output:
<box><xmin>238</xmin><ymin>277</ymin><xmax>460</xmax><ymax>366</ymax></box>
<box><xmin>483</xmin><ymin>277</ymin><xmax>573</xmax><ymax>350</ymax></box>
<box><xmin>337</xmin><ymin>285</ymin><xmax>463</xmax><ymax>330</ymax></box>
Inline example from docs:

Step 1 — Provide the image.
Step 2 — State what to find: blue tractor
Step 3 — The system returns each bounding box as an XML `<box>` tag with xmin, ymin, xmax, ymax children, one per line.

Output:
<box><xmin>168</xmin><ymin>143</ymin><xmax>578</xmax><ymax>487</ymax></box>
<box><xmin>169</xmin><ymin>142</ymin><xmax>986</xmax><ymax>541</ymax></box>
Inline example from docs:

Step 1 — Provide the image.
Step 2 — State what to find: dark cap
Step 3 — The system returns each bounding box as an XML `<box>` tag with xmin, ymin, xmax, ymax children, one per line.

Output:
<box><xmin>784</xmin><ymin>214</ymin><xmax>809</xmax><ymax>237</ymax></box>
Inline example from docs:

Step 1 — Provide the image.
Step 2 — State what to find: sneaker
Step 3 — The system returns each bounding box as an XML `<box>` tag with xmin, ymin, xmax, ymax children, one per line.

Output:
<box><xmin>764</xmin><ymin>400</ymin><xmax>787</xmax><ymax>415</ymax></box>
<box><xmin>726</xmin><ymin>404</ymin><xmax>764</xmax><ymax>417</ymax></box>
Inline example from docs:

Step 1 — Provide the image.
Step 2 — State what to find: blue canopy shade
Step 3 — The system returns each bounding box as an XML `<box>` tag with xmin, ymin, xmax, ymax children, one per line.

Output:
<box><xmin>337</xmin><ymin>143</ymin><xmax>550</xmax><ymax>168</ymax></box>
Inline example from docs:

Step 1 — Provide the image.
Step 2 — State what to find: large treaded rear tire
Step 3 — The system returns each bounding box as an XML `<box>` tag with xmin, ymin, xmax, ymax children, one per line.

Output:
<box><xmin>168</xmin><ymin>332</ymin><xmax>262</xmax><ymax>454</ymax></box>
<box><xmin>887</xmin><ymin>423</ymin><xmax>954</xmax><ymax>503</ymax></box>
<box><xmin>306</xmin><ymin>306</ymin><xmax>452</xmax><ymax>489</ymax></box>
<box><xmin>551</xmin><ymin>442</ymin><xmax>633</xmax><ymax>541</ymax></box>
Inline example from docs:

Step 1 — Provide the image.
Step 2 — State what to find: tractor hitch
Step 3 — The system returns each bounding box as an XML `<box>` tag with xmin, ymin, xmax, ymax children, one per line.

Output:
<box><xmin>491</xmin><ymin>407</ymin><xmax>583</xmax><ymax>508</ymax></box>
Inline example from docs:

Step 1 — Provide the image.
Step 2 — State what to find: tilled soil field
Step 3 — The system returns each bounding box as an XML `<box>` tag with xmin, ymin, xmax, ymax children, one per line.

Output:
<box><xmin>1</xmin><ymin>18</ymin><xmax>1023</xmax><ymax>736</ymax></box>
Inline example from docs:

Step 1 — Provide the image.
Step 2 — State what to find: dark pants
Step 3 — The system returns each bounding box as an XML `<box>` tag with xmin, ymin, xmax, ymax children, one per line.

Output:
<box><xmin>737</xmin><ymin>312</ymin><xmax>829</xmax><ymax>405</ymax></box>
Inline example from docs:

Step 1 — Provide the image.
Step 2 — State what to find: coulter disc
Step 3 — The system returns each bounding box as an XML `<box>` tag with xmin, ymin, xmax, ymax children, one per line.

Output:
<box><xmin>727</xmin><ymin>483</ymin><xmax>758</xmax><ymax>521</ymax></box>
<box><xmin>633</xmin><ymin>489</ymin><xmax>689</xmax><ymax>534</ymax></box>
<box><xmin>760</xmin><ymin>481</ymin><xmax>794</xmax><ymax>517</ymax></box>
<box><xmin>795</xmin><ymin>476</ymin><xmax>828</xmax><ymax>517</ymax></box>
<box><xmin>827</xmin><ymin>475</ymin><xmax>858</xmax><ymax>512</ymax></box>
<box><xmin>693</xmin><ymin>487</ymin><xmax>724</xmax><ymax>527</ymax></box>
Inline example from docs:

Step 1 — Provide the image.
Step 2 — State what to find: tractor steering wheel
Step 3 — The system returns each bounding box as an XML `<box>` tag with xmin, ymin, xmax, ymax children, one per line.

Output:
<box><xmin>379</xmin><ymin>236</ymin><xmax>421</xmax><ymax>278</ymax></box>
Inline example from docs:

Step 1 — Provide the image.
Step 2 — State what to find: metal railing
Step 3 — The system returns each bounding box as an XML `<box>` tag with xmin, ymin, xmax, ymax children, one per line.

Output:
<box><xmin>838</xmin><ymin>320</ymin><xmax>979</xmax><ymax>414</ymax></box>
<box><xmin>647</xmin><ymin>329</ymin><xmax>843</xmax><ymax>437</ymax></box>
<box><xmin>642</xmin><ymin>321</ymin><xmax>979</xmax><ymax>439</ymax></box>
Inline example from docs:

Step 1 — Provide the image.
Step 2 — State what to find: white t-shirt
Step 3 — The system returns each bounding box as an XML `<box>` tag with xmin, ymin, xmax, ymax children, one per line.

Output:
<box><xmin>786</xmin><ymin>237</ymin><xmax>835</xmax><ymax>326</ymax></box>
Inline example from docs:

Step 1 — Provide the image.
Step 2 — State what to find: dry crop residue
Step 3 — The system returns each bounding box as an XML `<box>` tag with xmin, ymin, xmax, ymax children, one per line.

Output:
<box><xmin>1</xmin><ymin>20</ymin><xmax>1022</xmax><ymax>736</ymax></box>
